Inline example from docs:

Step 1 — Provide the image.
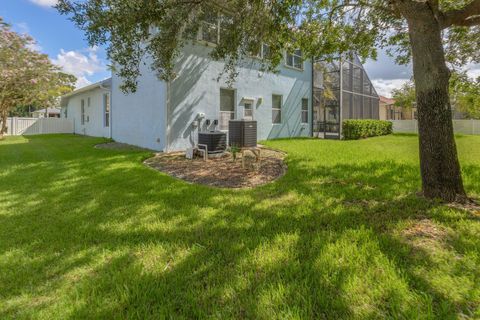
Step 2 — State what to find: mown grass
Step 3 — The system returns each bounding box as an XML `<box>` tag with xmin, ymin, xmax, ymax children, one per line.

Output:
<box><xmin>0</xmin><ymin>134</ymin><xmax>479</xmax><ymax>319</ymax></box>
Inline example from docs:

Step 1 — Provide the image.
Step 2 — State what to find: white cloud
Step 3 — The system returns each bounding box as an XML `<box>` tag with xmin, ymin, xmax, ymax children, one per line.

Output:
<box><xmin>371</xmin><ymin>79</ymin><xmax>410</xmax><ymax>98</ymax></box>
<box><xmin>465</xmin><ymin>63</ymin><xmax>480</xmax><ymax>79</ymax></box>
<box><xmin>53</xmin><ymin>47</ymin><xmax>106</xmax><ymax>88</ymax></box>
<box><xmin>363</xmin><ymin>49</ymin><xmax>412</xmax><ymax>97</ymax></box>
<box><xmin>29</xmin><ymin>0</ymin><xmax>58</xmax><ymax>8</ymax></box>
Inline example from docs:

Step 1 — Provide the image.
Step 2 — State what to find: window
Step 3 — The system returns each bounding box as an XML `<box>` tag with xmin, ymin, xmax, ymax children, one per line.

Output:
<box><xmin>104</xmin><ymin>93</ymin><xmax>110</xmax><ymax>127</ymax></box>
<box><xmin>87</xmin><ymin>97</ymin><xmax>91</xmax><ymax>107</ymax></box>
<box><xmin>250</xmin><ymin>44</ymin><xmax>271</xmax><ymax>60</ymax></box>
<box><xmin>64</xmin><ymin>107</ymin><xmax>68</xmax><ymax>119</ymax></box>
<box><xmin>244</xmin><ymin>102</ymin><xmax>253</xmax><ymax>119</ymax></box>
<box><xmin>285</xmin><ymin>49</ymin><xmax>303</xmax><ymax>70</ymax></box>
<box><xmin>301</xmin><ymin>98</ymin><xmax>308</xmax><ymax>123</ymax></box>
<box><xmin>219</xmin><ymin>88</ymin><xmax>235</xmax><ymax>130</ymax></box>
<box><xmin>196</xmin><ymin>12</ymin><xmax>232</xmax><ymax>45</ymax></box>
<box><xmin>199</xmin><ymin>11</ymin><xmax>219</xmax><ymax>44</ymax></box>
<box><xmin>81</xmin><ymin>99</ymin><xmax>85</xmax><ymax>125</ymax></box>
<box><xmin>272</xmin><ymin>94</ymin><xmax>282</xmax><ymax>124</ymax></box>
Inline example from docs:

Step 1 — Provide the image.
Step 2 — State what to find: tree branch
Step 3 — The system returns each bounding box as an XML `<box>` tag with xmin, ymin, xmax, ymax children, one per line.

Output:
<box><xmin>440</xmin><ymin>0</ymin><xmax>480</xmax><ymax>28</ymax></box>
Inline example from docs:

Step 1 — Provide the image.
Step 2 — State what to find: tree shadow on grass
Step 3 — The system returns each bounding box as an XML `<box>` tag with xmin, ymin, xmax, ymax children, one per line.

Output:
<box><xmin>0</xmin><ymin>135</ymin><xmax>479</xmax><ymax>319</ymax></box>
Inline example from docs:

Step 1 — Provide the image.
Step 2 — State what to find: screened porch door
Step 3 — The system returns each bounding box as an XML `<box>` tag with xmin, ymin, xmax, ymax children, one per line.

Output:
<box><xmin>313</xmin><ymin>88</ymin><xmax>340</xmax><ymax>139</ymax></box>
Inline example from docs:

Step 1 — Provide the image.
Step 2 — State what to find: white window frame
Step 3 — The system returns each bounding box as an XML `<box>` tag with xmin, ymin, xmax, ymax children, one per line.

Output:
<box><xmin>219</xmin><ymin>88</ymin><xmax>236</xmax><ymax>131</ymax></box>
<box><xmin>244</xmin><ymin>101</ymin><xmax>253</xmax><ymax>119</ymax></box>
<box><xmin>285</xmin><ymin>49</ymin><xmax>303</xmax><ymax>70</ymax></box>
<box><xmin>249</xmin><ymin>44</ymin><xmax>271</xmax><ymax>60</ymax></box>
<box><xmin>81</xmin><ymin>99</ymin><xmax>85</xmax><ymax>125</ymax></box>
<box><xmin>198</xmin><ymin>13</ymin><xmax>220</xmax><ymax>45</ymax></box>
<box><xmin>301</xmin><ymin>98</ymin><xmax>308</xmax><ymax>124</ymax></box>
<box><xmin>272</xmin><ymin>94</ymin><xmax>282</xmax><ymax>124</ymax></box>
<box><xmin>104</xmin><ymin>93</ymin><xmax>110</xmax><ymax>128</ymax></box>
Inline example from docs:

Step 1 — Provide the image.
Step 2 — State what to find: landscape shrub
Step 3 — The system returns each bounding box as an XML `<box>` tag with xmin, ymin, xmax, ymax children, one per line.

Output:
<box><xmin>342</xmin><ymin>119</ymin><xmax>393</xmax><ymax>140</ymax></box>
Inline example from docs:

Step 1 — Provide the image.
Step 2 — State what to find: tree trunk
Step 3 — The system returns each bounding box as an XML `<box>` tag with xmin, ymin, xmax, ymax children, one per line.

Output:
<box><xmin>0</xmin><ymin>111</ymin><xmax>7</xmax><ymax>140</ymax></box>
<box><xmin>401</xmin><ymin>4</ymin><xmax>466</xmax><ymax>202</ymax></box>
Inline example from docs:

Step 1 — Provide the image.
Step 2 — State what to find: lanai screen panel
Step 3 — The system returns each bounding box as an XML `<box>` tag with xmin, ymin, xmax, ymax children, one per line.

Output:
<box><xmin>341</xmin><ymin>54</ymin><xmax>379</xmax><ymax>120</ymax></box>
<box><xmin>315</xmin><ymin>54</ymin><xmax>379</xmax><ymax>122</ymax></box>
<box><xmin>313</xmin><ymin>59</ymin><xmax>341</xmax><ymax>127</ymax></box>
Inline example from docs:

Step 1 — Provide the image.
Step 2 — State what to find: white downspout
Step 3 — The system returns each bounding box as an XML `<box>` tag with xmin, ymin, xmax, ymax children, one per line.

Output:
<box><xmin>165</xmin><ymin>80</ymin><xmax>171</xmax><ymax>152</ymax></box>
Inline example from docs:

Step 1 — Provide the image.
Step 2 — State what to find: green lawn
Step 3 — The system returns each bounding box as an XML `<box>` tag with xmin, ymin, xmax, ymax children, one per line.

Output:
<box><xmin>1</xmin><ymin>134</ymin><xmax>479</xmax><ymax>319</ymax></box>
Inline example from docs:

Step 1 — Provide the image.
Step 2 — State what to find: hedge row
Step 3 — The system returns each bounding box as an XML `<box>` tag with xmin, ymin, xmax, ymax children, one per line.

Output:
<box><xmin>342</xmin><ymin>119</ymin><xmax>392</xmax><ymax>140</ymax></box>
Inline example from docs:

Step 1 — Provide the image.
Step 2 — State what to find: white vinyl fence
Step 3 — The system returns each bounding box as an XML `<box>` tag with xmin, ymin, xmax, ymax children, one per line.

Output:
<box><xmin>391</xmin><ymin>120</ymin><xmax>480</xmax><ymax>135</ymax></box>
<box><xmin>5</xmin><ymin>117</ymin><xmax>73</xmax><ymax>136</ymax></box>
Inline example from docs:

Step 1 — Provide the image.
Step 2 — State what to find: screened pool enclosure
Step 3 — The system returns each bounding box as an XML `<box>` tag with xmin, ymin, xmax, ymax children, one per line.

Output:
<box><xmin>312</xmin><ymin>54</ymin><xmax>380</xmax><ymax>139</ymax></box>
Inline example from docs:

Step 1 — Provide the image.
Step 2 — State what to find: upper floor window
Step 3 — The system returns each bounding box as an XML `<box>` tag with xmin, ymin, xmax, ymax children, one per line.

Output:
<box><xmin>196</xmin><ymin>12</ymin><xmax>232</xmax><ymax>46</ymax></box>
<box><xmin>286</xmin><ymin>49</ymin><xmax>303</xmax><ymax>70</ymax></box>
<box><xmin>199</xmin><ymin>11</ymin><xmax>219</xmax><ymax>44</ymax></box>
<box><xmin>250</xmin><ymin>44</ymin><xmax>271</xmax><ymax>60</ymax></box>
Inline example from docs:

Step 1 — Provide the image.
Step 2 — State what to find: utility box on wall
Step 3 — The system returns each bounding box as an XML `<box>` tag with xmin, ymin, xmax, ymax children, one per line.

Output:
<box><xmin>228</xmin><ymin>120</ymin><xmax>257</xmax><ymax>148</ymax></box>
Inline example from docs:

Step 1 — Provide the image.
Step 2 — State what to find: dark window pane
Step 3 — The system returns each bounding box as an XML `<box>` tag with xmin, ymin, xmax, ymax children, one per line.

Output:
<box><xmin>220</xmin><ymin>89</ymin><xmax>235</xmax><ymax>112</ymax></box>
<box><xmin>301</xmin><ymin>98</ymin><xmax>308</xmax><ymax>123</ymax></box>
<box><xmin>272</xmin><ymin>110</ymin><xmax>281</xmax><ymax>123</ymax></box>
<box><xmin>201</xmin><ymin>12</ymin><xmax>218</xmax><ymax>44</ymax></box>
<box><xmin>272</xmin><ymin>95</ymin><xmax>282</xmax><ymax>110</ymax></box>
<box><xmin>272</xmin><ymin>94</ymin><xmax>282</xmax><ymax>123</ymax></box>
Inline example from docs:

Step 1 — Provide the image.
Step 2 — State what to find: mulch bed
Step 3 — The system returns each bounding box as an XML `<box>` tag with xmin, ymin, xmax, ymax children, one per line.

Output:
<box><xmin>144</xmin><ymin>147</ymin><xmax>287</xmax><ymax>188</ymax></box>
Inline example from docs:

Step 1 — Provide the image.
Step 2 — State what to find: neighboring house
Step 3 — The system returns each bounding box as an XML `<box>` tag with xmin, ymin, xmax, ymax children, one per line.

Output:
<box><xmin>60</xmin><ymin>78</ymin><xmax>112</xmax><ymax>138</ymax></box>
<box><xmin>32</xmin><ymin>107</ymin><xmax>61</xmax><ymax>118</ymax></box>
<box><xmin>61</xmin><ymin>31</ymin><xmax>379</xmax><ymax>150</ymax></box>
<box><xmin>379</xmin><ymin>96</ymin><xmax>417</xmax><ymax>120</ymax></box>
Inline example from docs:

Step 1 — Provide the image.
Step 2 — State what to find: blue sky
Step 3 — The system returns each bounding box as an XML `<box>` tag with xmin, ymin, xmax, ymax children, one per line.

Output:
<box><xmin>3</xmin><ymin>0</ymin><xmax>477</xmax><ymax>96</ymax></box>
<box><xmin>1</xmin><ymin>0</ymin><xmax>110</xmax><ymax>88</ymax></box>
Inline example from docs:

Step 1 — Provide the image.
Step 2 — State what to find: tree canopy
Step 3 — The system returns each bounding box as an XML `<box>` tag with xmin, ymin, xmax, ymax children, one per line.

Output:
<box><xmin>57</xmin><ymin>0</ymin><xmax>480</xmax><ymax>92</ymax></box>
<box><xmin>0</xmin><ymin>17</ymin><xmax>76</xmax><ymax>136</ymax></box>
<box><xmin>393</xmin><ymin>72</ymin><xmax>480</xmax><ymax>119</ymax></box>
